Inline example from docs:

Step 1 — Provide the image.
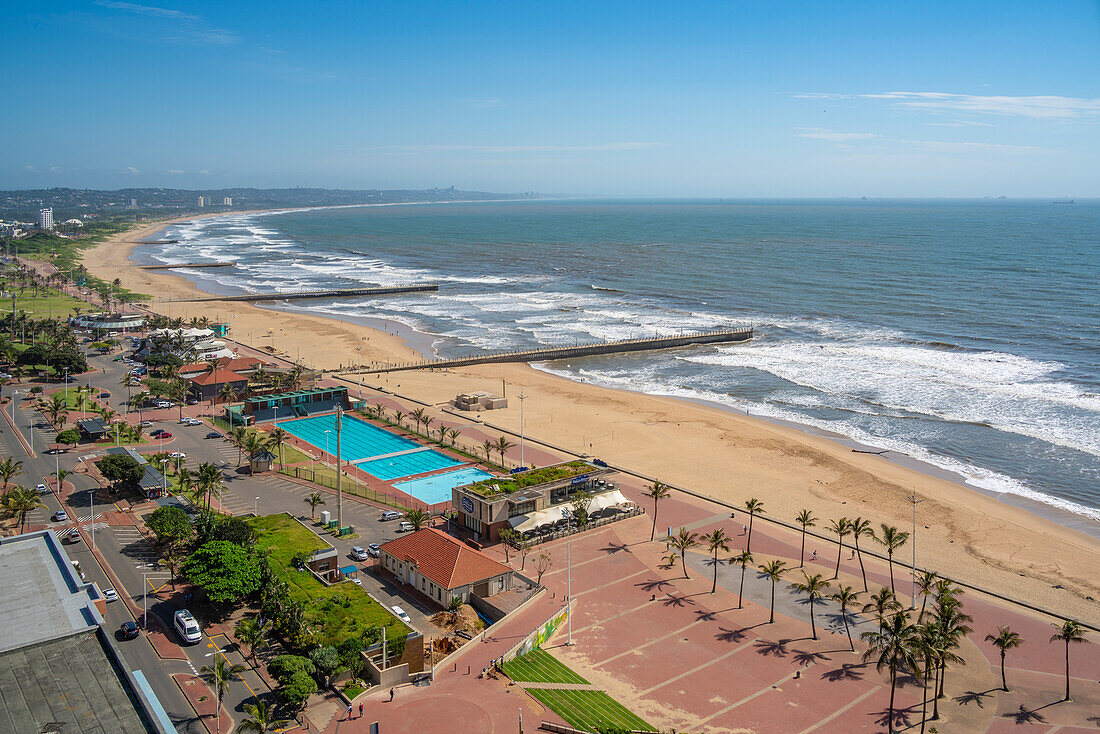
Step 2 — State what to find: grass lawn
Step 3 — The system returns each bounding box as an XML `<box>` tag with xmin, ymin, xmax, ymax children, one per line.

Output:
<box><xmin>0</xmin><ymin>289</ymin><xmax>90</xmax><ymax>318</ymax></box>
<box><xmin>526</xmin><ymin>689</ymin><xmax>653</xmax><ymax>732</ymax></box>
<box><xmin>247</xmin><ymin>514</ymin><xmax>407</xmax><ymax>648</ymax></box>
<box><xmin>503</xmin><ymin>649</ymin><xmax>589</xmax><ymax>685</ymax></box>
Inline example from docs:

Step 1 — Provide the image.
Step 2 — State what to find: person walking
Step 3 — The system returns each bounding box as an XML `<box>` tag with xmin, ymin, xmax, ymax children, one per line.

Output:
<box><xmin>359</xmin><ymin>703</ymin><xmax>364</xmax><ymax>718</ymax></box>
<box><xmin>389</xmin><ymin>687</ymin><xmax>395</xmax><ymax>702</ymax></box>
<box><xmin>345</xmin><ymin>704</ymin><xmax>352</xmax><ymax>720</ymax></box>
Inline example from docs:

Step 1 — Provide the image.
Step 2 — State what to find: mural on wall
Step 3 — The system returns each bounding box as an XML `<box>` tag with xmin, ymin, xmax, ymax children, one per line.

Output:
<box><xmin>504</xmin><ymin>600</ymin><xmax>576</xmax><ymax>662</ymax></box>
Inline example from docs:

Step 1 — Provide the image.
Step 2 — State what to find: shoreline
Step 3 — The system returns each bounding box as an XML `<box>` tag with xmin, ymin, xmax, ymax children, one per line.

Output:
<box><xmin>81</xmin><ymin>208</ymin><xmax>1100</xmax><ymax>623</ymax></box>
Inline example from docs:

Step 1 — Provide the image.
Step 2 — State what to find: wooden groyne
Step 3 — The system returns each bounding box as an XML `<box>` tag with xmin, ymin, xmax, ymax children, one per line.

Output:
<box><xmin>353</xmin><ymin>327</ymin><xmax>753</xmax><ymax>373</ymax></box>
<box><xmin>173</xmin><ymin>283</ymin><xmax>439</xmax><ymax>303</ymax></box>
<box><xmin>138</xmin><ymin>261</ymin><xmax>238</xmax><ymax>269</ymax></box>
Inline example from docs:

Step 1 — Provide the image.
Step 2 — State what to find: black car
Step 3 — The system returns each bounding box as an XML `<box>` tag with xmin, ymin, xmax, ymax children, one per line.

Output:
<box><xmin>119</xmin><ymin>621</ymin><xmax>140</xmax><ymax>640</ymax></box>
<box><xmin>149</xmin><ymin>428</ymin><xmax>166</xmax><ymax>437</ymax></box>
<box><xmin>205</xmin><ymin>431</ymin><xmax>221</xmax><ymax>439</ymax></box>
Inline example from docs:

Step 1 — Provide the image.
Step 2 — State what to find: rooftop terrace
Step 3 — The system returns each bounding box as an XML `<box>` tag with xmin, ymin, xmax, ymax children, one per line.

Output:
<box><xmin>460</xmin><ymin>460</ymin><xmax>600</xmax><ymax>498</ymax></box>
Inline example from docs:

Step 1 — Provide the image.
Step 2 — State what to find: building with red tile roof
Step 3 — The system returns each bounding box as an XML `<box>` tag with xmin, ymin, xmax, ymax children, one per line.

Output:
<box><xmin>186</xmin><ymin>368</ymin><xmax>249</xmax><ymax>402</ymax></box>
<box><xmin>379</xmin><ymin>527</ymin><xmax>514</xmax><ymax>607</ymax></box>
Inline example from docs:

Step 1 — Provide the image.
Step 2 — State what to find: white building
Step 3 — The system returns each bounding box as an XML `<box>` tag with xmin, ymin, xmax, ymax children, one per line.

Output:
<box><xmin>38</xmin><ymin>208</ymin><xmax>53</xmax><ymax>230</ymax></box>
<box><xmin>197</xmin><ymin>196</ymin><xmax>207</xmax><ymax>207</ymax></box>
<box><xmin>222</xmin><ymin>197</ymin><xmax>232</xmax><ymax>206</ymax></box>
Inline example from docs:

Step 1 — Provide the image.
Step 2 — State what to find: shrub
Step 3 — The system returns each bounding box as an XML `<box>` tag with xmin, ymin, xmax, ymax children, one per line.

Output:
<box><xmin>268</xmin><ymin>655</ymin><xmax>316</xmax><ymax>683</ymax></box>
<box><xmin>278</xmin><ymin>670</ymin><xmax>317</xmax><ymax>709</ymax></box>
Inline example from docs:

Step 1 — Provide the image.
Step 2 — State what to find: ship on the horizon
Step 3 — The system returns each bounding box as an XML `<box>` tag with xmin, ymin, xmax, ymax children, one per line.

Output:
<box><xmin>1052</xmin><ymin>198</ymin><xmax>1075</xmax><ymax>204</ymax></box>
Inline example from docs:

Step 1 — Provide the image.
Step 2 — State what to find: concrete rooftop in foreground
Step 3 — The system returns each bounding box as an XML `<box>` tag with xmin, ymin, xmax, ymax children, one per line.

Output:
<box><xmin>0</xmin><ymin>531</ymin><xmax>102</xmax><ymax>653</ymax></box>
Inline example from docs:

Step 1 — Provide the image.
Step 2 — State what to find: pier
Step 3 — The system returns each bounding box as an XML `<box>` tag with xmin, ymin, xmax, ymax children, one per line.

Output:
<box><xmin>171</xmin><ymin>283</ymin><xmax>439</xmax><ymax>303</ymax></box>
<box><xmin>138</xmin><ymin>261</ymin><xmax>238</xmax><ymax>269</ymax></box>
<box><xmin>352</xmin><ymin>327</ymin><xmax>753</xmax><ymax>373</ymax></box>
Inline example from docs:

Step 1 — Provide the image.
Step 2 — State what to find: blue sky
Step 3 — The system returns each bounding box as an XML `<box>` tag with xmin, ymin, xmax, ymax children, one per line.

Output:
<box><xmin>3</xmin><ymin>1</ymin><xmax>1099</xmax><ymax>196</ymax></box>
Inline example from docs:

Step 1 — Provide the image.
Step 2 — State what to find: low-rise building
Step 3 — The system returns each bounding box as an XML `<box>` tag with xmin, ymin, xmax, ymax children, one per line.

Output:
<box><xmin>226</xmin><ymin>385</ymin><xmax>349</xmax><ymax>425</ymax></box>
<box><xmin>454</xmin><ymin>391</ymin><xmax>508</xmax><ymax>411</ymax></box>
<box><xmin>379</xmin><ymin>527</ymin><xmax>513</xmax><ymax>607</ymax></box>
<box><xmin>71</xmin><ymin>312</ymin><xmax>146</xmax><ymax>331</ymax></box>
<box><xmin>452</xmin><ymin>460</ymin><xmax>630</xmax><ymax>541</ymax></box>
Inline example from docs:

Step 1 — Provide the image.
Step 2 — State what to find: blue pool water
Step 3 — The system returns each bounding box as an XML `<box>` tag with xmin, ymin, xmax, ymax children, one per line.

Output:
<box><xmin>394</xmin><ymin>467</ymin><xmax>495</xmax><ymax>504</ymax></box>
<box><xmin>281</xmin><ymin>414</ymin><xmax>463</xmax><ymax>479</ymax></box>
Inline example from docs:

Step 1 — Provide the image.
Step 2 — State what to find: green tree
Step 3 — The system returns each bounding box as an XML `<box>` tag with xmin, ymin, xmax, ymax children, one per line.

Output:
<box><xmin>848</xmin><ymin>516</ymin><xmax>874</xmax><ymax>592</ymax></box>
<box><xmin>403</xmin><ymin>508</ymin><xmax>430</xmax><ymax>530</ymax></box>
<box><xmin>793</xmin><ymin>572</ymin><xmax>831</xmax><ymax>640</ymax></box>
<box><xmin>199</xmin><ymin>657</ymin><xmax>245</xmax><ymax>734</ymax></box>
<box><xmin>146</xmin><ymin>505</ymin><xmax>193</xmax><ymax>549</ymax></box>
<box><xmin>758</xmin><ymin>559</ymin><xmax>788</xmax><ymax>624</ymax></box>
<box><xmin>862</xmin><ymin>611</ymin><xmax>920</xmax><ymax>734</ymax></box>
<box><xmin>731</xmin><ymin>550</ymin><xmax>753</xmax><ymax>609</ymax></box>
<box><xmin>829</xmin><ymin>517</ymin><xmax>851</xmax><ymax>580</ymax></box>
<box><xmin>644</xmin><ymin>480</ymin><xmax>671</xmax><ymax>542</ymax></box>
<box><xmin>0</xmin><ymin>457</ymin><xmax>25</xmax><ymax>492</ymax></box>
<box><xmin>916</xmin><ymin>570</ymin><xmax>939</xmax><ymax>621</ymax></box>
<box><xmin>743</xmin><ymin>498</ymin><xmax>765</xmax><ymax>553</ymax></box>
<box><xmin>875</xmin><ymin>525</ymin><xmax>909</xmax><ymax>596</ymax></box>
<box><xmin>494</xmin><ymin>436</ymin><xmax>513</xmax><ymax>465</ymax></box>
<box><xmin>703</xmin><ymin>527</ymin><xmax>730</xmax><ymax>593</ymax></box>
<box><xmin>268</xmin><ymin>655</ymin><xmax>316</xmax><ymax>682</ymax></box>
<box><xmin>864</xmin><ymin>586</ymin><xmax>902</xmax><ymax>629</ymax></box>
<box><xmin>668</xmin><ymin>528</ymin><xmax>698</xmax><ymax>579</ymax></box>
<box><xmin>235</xmin><ymin>616</ymin><xmax>272</xmax><ymax>666</ymax></box>
<box><xmin>55</xmin><ymin>428</ymin><xmax>80</xmax><ymax>446</ymax></box>
<box><xmin>985</xmin><ymin>626</ymin><xmax>1022</xmax><ymax>692</ymax></box>
<box><xmin>268</xmin><ymin>427</ymin><xmax>288</xmax><ymax>469</ymax></box>
<box><xmin>3</xmin><ymin>486</ymin><xmax>44</xmax><ymax>533</ymax></box>
<box><xmin>569</xmin><ymin>490</ymin><xmax>592</xmax><ymax>526</ymax></box>
<box><xmin>795</xmin><ymin>509</ymin><xmax>816</xmax><ymax>568</ymax></box>
<box><xmin>182</xmin><ymin>541</ymin><xmax>262</xmax><ymax>604</ymax></box>
<box><xmin>309</xmin><ymin>645</ymin><xmax>341</xmax><ymax>687</ymax></box>
<box><xmin>1049</xmin><ymin>619</ymin><xmax>1088</xmax><ymax>701</ymax></box>
<box><xmin>236</xmin><ymin>701</ymin><xmax>290</xmax><ymax>734</ymax></box>
<box><xmin>831</xmin><ymin>584</ymin><xmax>861</xmax><ymax>652</ymax></box>
<box><xmin>278</xmin><ymin>670</ymin><xmax>317</xmax><ymax>709</ymax></box>
<box><xmin>96</xmin><ymin>453</ymin><xmax>144</xmax><ymax>486</ymax></box>
<box><xmin>304</xmin><ymin>491</ymin><xmax>325</xmax><ymax>520</ymax></box>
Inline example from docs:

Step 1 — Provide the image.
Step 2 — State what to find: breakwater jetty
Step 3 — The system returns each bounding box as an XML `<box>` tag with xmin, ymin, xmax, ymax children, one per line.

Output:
<box><xmin>138</xmin><ymin>261</ymin><xmax>238</xmax><ymax>269</ymax></box>
<box><xmin>172</xmin><ymin>283</ymin><xmax>439</xmax><ymax>303</ymax></box>
<box><xmin>352</xmin><ymin>327</ymin><xmax>753</xmax><ymax>373</ymax></box>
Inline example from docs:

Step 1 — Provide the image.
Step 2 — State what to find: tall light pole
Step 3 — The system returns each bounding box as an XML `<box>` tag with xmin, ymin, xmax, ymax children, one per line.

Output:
<box><xmin>356</xmin><ymin>345</ymin><xmax>362</xmax><ymax>398</ymax></box>
<box><xmin>517</xmin><ymin>392</ymin><xmax>527</xmax><ymax>467</ymax></box>
<box><xmin>335</xmin><ymin>407</ymin><xmax>343</xmax><ymax>529</ymax></box>
<box><xmin>565</xmin><ymin>530</ymin><xmax>573</xmax><ymax>646</ymax></box>
<box><xmin>324</xmin><ymin>430</ymin><xmax>331</xmax><ymax>469</ymax></box>
<box><xmin>907</xmin><ymin>494</ymin><xmax>924</xmax><ymax>607</ymax></box>
<box><xmin>253</xmin><ymin>496</ymin><xmax>259</xmax><ymax>515</ymax></box>
<box><xmin>161</xmin><ymin>458</ymin><xmax>169</xmax><ymax>498</ymax></box>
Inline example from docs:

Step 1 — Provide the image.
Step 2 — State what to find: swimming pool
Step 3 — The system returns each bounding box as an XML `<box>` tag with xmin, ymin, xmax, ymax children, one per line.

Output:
<box><xmin>281</xmin><ymin>413</ymin><xmax>464</xmax><ymax>480</ymax></box>
<box><xmin>394</xmin><ymin>467</ymin><xmax>495</xmax><ymax>504</ymax></box>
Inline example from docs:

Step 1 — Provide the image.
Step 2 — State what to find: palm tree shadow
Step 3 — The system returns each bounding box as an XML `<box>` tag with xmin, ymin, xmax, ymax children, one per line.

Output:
<box><xmin>1004</xmin><ymin>704</ymin><xmax>1047</xmax><ymax>724</ymax></box>
<box><xmin>754</xmin><ymin>639</ymin><xmax>790</xmax><ymax>657</ymax></box>
<box><xmin>715</xmin><ymin>627</ymin><xmax>748</xmax><ymax>643</ymax></box>
<box><xmin>636</xmin><ymin>578</ymin><xmax>671</xmax><ymax>593</ymax></box>
<box><xmin>954</xmin><ymin>688</ymin><xmax>997</xmax><ymax>708</ymax></box>
<box><xmin>870</xmin><ymin>705</ymin><xmax>912</xmax><ymax>730</ymax></box>
<box><xmin>600</xmin><ymin>542</ymin><xmax>630</xmax><ymax>555</ymax></box>
<box><xmin>821</xmin><ymin>662</ymin><xmax>866</xmax><ymax>682</ymax></box>
<box><xmin>792</xmin><ymin>649</ymin><xmax>831</xmax><ymax>667</ymax></box>
<box><xmin>662</xmin><ymin>594</ymin><xmax>697</xmax><ymax>608</ymax></box>
<box><xmin>694</xmin><ymin>609</ymin><xmax>717</xmax><ymax>622</ymax></box>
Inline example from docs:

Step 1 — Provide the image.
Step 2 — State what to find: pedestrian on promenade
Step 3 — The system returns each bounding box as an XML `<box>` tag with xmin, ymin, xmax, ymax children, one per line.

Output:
<box><xmin>389</xmin><ymin>688</ymin><xmax>395</xmax><ymax>702</ymax></box>
<box><xmin>359</xmin><ymin>703</ymin><xmax>364</xmax><ymax>718</ymax></box>
<box><xmin>345</xmin><ymin>704</ymin><xmax>352</xmax><ymax>719</ymax></box>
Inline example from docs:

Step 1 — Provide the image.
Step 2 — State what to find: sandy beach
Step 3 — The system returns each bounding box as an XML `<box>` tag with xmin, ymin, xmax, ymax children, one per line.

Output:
<box><xmin>83</xmin><ymin>214</ymin><xmax>1100</xmax><ymax>624</ymax></box>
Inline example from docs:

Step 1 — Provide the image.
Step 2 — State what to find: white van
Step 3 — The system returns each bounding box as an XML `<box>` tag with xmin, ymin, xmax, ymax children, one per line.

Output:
<box><xmin>173</xmin><ymin>609</ymin><xmax>202</xmax><ymax>644</ymax></box>
<box><xmin>391</xmin><ymin>605</ymin><xmax>412</xmax><ymax>624</ymax></box>
<box><xmin>397</xmin><ymin>521</ymin><xmax>415</xmax><ymax>533</ymax></box>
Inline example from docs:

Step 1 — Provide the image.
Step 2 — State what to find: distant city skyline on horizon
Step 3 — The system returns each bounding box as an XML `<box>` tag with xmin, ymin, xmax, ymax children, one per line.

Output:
<box><xmin>3</xmin><ymin>1</ymin><xmax>1098</xmax><ymax>197</ymax></box>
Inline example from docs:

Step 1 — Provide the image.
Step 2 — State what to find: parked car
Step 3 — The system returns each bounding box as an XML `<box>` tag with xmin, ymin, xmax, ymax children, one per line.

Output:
<box><xmin>186</xmin><ymin>398</ymin><xmax>199</xmax><ymax>405</ymax></box>
<box><xmin>35</xmin><ymin>483</ymin><xmax>49</xmax><ymax>494</ymax></box>
<box><xmin>102</xmin><ymin>588</ymin><xmax>119</xmax><ymax>603</ymax></box>
<box><xmin>379</xmin><ymin>510</ymin><xmax>403</xmax><ymax>522</ymax></box>
<box><xmin>205</xmin><ymin>431</ymin><xmax>221</xmax><ymax>439</ymax></box>
<box><xmin>52</xmin><ymin>511</ymin><xmax>68</xmax><ymax>522</ymax></box>
<box><xmin>119</xmin><ymin>621</ymin><xmax>140</xmax><ymax>640</ymax></box>
<box><xmin>351</xmin><ymin>546</ymin><xmax>369</xmax><ymax>561</ymax></box>
<box><xmin>98</xmin><ymin>392</ymin><xmax>110</xmax><ymax>398</ymax></box>
<box><xmin>173</xmin><ymin>609</ymin><xmax>202</xmax><ymax>644</ymax></box>
<box><xmin>155</xmin><ymin>401</ymin><xmax>173</xmax><ymax>409</ymax></box>
<box><xmin>183</xmin><ymin>418</ymin><xmax>203</xmax><ymax>426</ymax></box>
<box><xmin>396</xmin><ymin>521</ymin><xmax>415</xmax><ymax>533</ymax></box>
<box><xmin>68</xmin><ymin>529</ymin><xmax>81</xmax><ymax>544</ymax></box>
<box><xmin>367</xmin><ymin>543</ymin><xmax>381</xmax><ymax>558</ymax></box>
<box><xmin>391</xmin><ymin>605</ymin><xmax>412</xmax><ymax>624</ymax></box>
<box><xmin>149</xmin><ymin>428</ymin><xmax>166</xmax><ymax>437</ymax></box>
<box><xmin>168</xmin><ymin>451</ymin><xmax>186</xmax><ymax>459</ymax></box>
<box><xmin>157</xmin><ymin>431</ymin><xmax>173</xmax><ymax>439</ymax></box>
<box><xmin>140</xmin><ymin>421</ymin><xmax>153</xmax><ymax>428</ymax></box>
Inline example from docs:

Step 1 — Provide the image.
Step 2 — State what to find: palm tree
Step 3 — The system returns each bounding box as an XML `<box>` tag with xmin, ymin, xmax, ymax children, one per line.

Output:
<box><xmin>421</xmin><ymin>414</ymin><xmax>434</xmax><ymax>438</ymax></box>
<box><xmin>234</xmin><ymin>616</ymin><xmax>272</xmax><ymax>666</ymax></box>
<box><xmin>875</xmin><ymin>525</ymin><xmax>909</xmax><ymax>596</ymax></box>
<box><xmin>409</xmin><ymin>408</ymin><xmax>426</xmax><ymax>434</ymax></box>
<box><xmin>864</xmin><ymin>586</ymin><xmax>902</xmax><ymax>628</ymax></box>
<box><xmin>200</xmin><ymin>657</ymin><xmax>245</xmax><ymax>734</ymax></box>
<box><xmin>6</xmin><ymin>486</ymin><xmax>43</xmax><ymax>533</ymax></box>
<box><xmin>743</xmin><ymin>498</ymin><xmax>765</xmax><ymax>553</ymax></box>
<box><xmin>751</xmin><ymin>561</ymin><xmax>784</xmax><ymax>625</ymax></box>
<box><xmin>703</xmin><ymin>528</ymin><xmax>731</xmax><ymax>593</ymax></box>
<box><xmin>731</xmin><ymin>550</ymin><xmax>753</xmax><ymax>609</ymax></box>
<box><xmin>862</xmin><ymin>610</ymin><xmax>920</xmax><ymax>734</ymax></box>
<box><xmin>236</xmin><ymin>701</ymin><xmax>290</xmax><ymax>733</ymax></box>
<box><xmin>831</xmin><ymin>584</ymin><xmax>861</xmax><ymax>651</ymax></box>
<box><xmin>176</xmin><ymin>467</ymin><xmax>198</xmax><ymax>506</ymax></box>
<box><xmin>668</xmin><ymin>528</ymin><xmax>698</xmax><ymax>579</ymax></box>
<box><xmin>985</xmin><ymin>626</ymin><xmax>1022</xmax><ymax>692</ymax></box>
<box><xmin>929</xmin><ymin>591</ymin><xmax>971</xmax><ymax>705</ymax></box>
<box><xmin>481</xmin><ymin>439</ymin><xmax>494</xmax><ymax>463</ymax></box>
<box><xmin>829</xmin><ymin>517</ymin><xmax>851</xmax><ymax>580</ymax></box>
<box><xmin>44</xmin><ymin>392</ymin><xmax>68</xmax><ymax>429</ymax></box>
<box><xmin>795</xmin><ymin>509</ymin><xmax>816</xmax><ymax>568</ymax></box>
<box><xmin>1050</xmin><ymin>619</ymin><xmax>1088</xmax><ymax>701</ymax></box>
<box><xmin>197</xmin><ymin>462</ymin><xmax>225</xmax><ymax>512</ymax></box>
<box><xmin>268</xmin><ymin>427</ymin><xmax>288</xmax><ymax>469</ymax></box>
<box><xmin>494</xmin><ymin>436</ymin><xmax>514</xmax><ymax>465</ymax></box>
<box><xmin>304</xmin><ymin>491</ymin><xmax>325</xmax><ymax>520</ymax></box>
<box><xmin>230</xmin><ymin>426</ymin><xmax>249</xmax><ymax>466</ymax></box>
<box><xmin>848</xmin><ymin>516</ymin><xmax>874</xmax><ymax>592</ymax></box>
<box><xmin>447</xmin><ymin>427</ymin><xmax>462</xmax><ymax>446</ymax></box>
<box><xmin>915</xmin><ymin>570</ymin><xmax>939</xmax><ymax>620</ymax></box>
<box><xmin>404</xmin><ymin>508</ymin><xmax>430</xmax><ymax>530</ymax></box>
<box><xmin>794</xmin><ymin>572</ymin><xmax>831</xmax><ymax>640</ymax></box>
<box><xmin>644</xmin><ymin>480</ymin><xmax>671</xmax><ymax>542</ymax></box>
<box><xmin>242</xmin><ymin>432</ymin><xmax>268</xmax><ymax>466</ymax></box>
<box><xmin>0</xmin><ymin>457</ymin><xmax>25</xmax><ymax>493</ymax></box>
<box><xmin>392</xmin><ymin>410</ymin><xmax>405</xmax><ymax>429</ymax></box>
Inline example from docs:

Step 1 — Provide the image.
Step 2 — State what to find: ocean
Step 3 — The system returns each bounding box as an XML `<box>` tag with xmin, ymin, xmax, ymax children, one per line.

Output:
<box><xmin>136</xmin><ymin>199</ymin><xmax>1100</xmax><ymax>529</ymax></box>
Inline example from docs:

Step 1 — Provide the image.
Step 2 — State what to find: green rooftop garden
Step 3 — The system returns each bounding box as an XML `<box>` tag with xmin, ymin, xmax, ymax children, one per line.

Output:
<box><xmin>464</xmin><ymin>460</ymin><xmax>594</xmax><ymax>497</ymax></box>
<box><xmin>248</xmin><ymin>514</ymin><xmax>407</xmax><ymax>648</ymax></box>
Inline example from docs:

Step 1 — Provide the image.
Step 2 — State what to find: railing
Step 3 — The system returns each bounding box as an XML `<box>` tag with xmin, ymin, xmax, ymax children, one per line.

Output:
<box><xmin>509</xmin><ymin>506</ymin><xmax>645</xmax><ymax>549</ymax></box>
<box><xmin>280</xmin><ymin>466</ymin><xmax>414</xmax><ymax>512</ymax></box>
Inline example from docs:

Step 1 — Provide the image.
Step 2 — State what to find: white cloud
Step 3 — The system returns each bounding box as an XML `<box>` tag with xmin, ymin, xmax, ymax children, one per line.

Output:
<box><xmin>167</xmin><ymin>169</ymin><xmax>185</xmax><ymax>174</ymax></box>
<box><xmin>468</xmin><ymin>98</ymin><xmax>506</xmax><ymax>110</ymax></box>
<box><xmin>794</xmin><ymin>91</ymin><xmax>1100</xmax><ymax>119</ymax></box>
<box><xmin>49</xmin><ymin>166</ymin><xmax>63</xmax><ymax>173</ymax></box>
<box><xmin>127</xmin><ymin>166</ymin><xmax>140</xmax><ymax>174</ymax></box>
<box><xmin>368</xmin><ymin>142</ymin><xmax>664</xmax><ymax>154</ymax></box>
<box><xmin>198</xmin><ymin>170</ymin><xmax>210</xmax><ymax>175</ymax></box>
<box><xmin>922</xmin><ymin>120</ymin><xmax>993</xmax><ymax>128</ymax></box>
<box><xmin>795</xmin><ymin>127</ymin><xmax>878</xmax><ymax>142</ymax></box>
<box><xmin>95</xmin><ymin>0</ymin><xmax>239</xmax><ymax>45</ymax></box>
<box><xmin>94</xmin><ymin>1</ymin><xmax>196</xmax><ymax>20</ymax></box>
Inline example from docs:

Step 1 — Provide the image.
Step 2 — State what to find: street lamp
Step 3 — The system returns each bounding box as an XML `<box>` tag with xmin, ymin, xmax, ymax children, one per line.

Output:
<box><xmin>253</xmin><ymin>496</ymin><xmax>259</xmax><ymax>515</ymax></box>
<box><xmin>907</xmin><ymin>494</ymin><xmax>925</xmax><ymax>607</ymax></box>
<box><xmin>161</xmin><ymin>458</ymin><xmax>170</xmax><ymax>498</ymax></box>
<box><xmin>324</xmin><ymin>430</ymin><xmax>331</xmax><ymax>469</ymax></box>
<box><xmin>517</xmin><ymin>392</ymin><xmax>528</xmax><ymax>467</ymax></box>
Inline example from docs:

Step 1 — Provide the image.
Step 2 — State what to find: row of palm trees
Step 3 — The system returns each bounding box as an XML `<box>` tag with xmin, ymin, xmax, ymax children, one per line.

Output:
<box><xmin>362</xmin><ymin>402</ymin><xmax>519</xmax><ymax>468</ymax></box>
<box><xmin>646</xmin><ymin>482</ymin><xmax>1092</xmax><ymax>732</ymax></box>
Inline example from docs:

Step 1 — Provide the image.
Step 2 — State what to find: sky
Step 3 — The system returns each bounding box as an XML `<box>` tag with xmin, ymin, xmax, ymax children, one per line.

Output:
<box><xmin>2</xmin><ymin>1</ymin><xmax>1099</xmax><ymax>196</ymax></box>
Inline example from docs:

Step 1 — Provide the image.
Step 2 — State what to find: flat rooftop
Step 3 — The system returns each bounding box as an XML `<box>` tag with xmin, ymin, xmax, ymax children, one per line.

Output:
<box><xmin>0</xmin><ymin>531</ymin><xmax>101</xmax><ymax>653</ymax></box>
<box><xmin>0</xmin><ymin>631</ymin><xmax>152</xmax><ymax>734</ymax></box>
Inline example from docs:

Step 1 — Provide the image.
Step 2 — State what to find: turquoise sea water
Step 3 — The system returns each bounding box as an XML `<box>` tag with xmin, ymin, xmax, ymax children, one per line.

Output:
<box><xmin>140</xmin><ymin>199</ymin><xmax>1100</xmax><ymax>527</ymax></box>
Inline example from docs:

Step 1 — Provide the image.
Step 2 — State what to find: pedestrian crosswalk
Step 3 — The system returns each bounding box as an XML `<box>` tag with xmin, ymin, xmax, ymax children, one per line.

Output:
<box><xmin>53</xmin><ymin>522</ymin><xmax>107</xmax><ymax>539</ymax></box>
<box><xmin>112</xmin><ymin>526</ymin><xmax>161</xmax><ymax>564</ymax></box>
